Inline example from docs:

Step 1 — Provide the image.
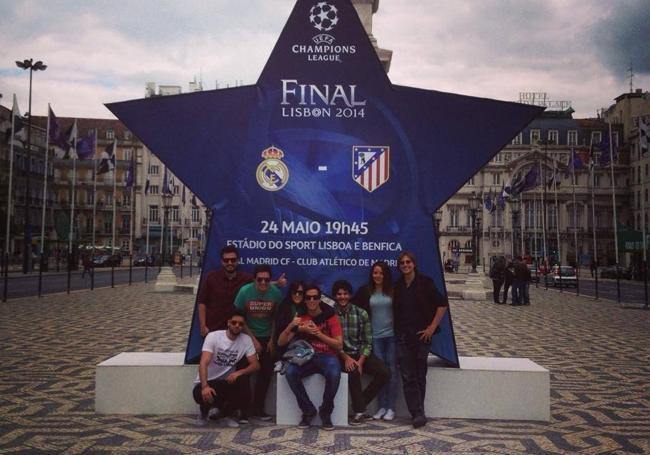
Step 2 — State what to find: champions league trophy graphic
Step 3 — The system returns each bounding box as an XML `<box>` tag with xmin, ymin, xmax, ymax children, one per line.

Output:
<box><xmin>107</xmin><ymin>0</ymin><xmax>541</xmax><ymax>364</ymax></box>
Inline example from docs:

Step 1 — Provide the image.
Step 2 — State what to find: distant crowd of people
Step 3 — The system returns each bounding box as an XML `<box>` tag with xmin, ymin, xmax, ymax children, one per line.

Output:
<box><xmin>488</xmin><ymin>256</ymin><xmax>531</xmax><ymax>306</ymax></box>
<box><xmin>192</xmin><ymin>245</ymin><xmax>448</xmax><ymax>430</ymax></box>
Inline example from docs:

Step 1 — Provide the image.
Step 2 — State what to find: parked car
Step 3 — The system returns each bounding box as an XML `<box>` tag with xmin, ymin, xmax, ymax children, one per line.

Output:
<box><xmin>444</xmin><ymin>259</ymin><xmax>455</xmax><ymax>273</ymax></box>
<box><xmin>600</xmin><ymin>265</ymin><xmax>632</xmax><ymax>280</ymax></box>
<box><xmin>133</xmin><ymin>255</ymin><xmax>155</xmax><ymax>267</ymax></box>
<box><xmin>92</xmin><ymin>254</ymin><xmax>122</xmax><ymax>267</ymax></box>
<box><xmin>544</xmin><ymin>265</ymin><xmax>577</xmax><ymax>287</ymax></box>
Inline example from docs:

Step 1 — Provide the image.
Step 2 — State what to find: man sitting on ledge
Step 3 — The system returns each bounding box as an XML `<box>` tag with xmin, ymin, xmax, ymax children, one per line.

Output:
<box><xmin>277</xmin><ymin>285</ymin><xmax>343</xmax><ymax>430</ymax></box>
<box><xmin>193</xmin><ymin>310</ymin><xmax>260</xmax><ymax>427</ymax></box>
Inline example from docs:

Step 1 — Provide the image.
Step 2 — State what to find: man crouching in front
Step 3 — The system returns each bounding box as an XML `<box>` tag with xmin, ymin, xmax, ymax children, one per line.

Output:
<box><xmin>277</xmin><ymin>285</ymin><xmax>343</xmax><ymax>430</ymax></box>
<box><xmin>193</xmin><ymin>310</ymin><xmax>260</xmax><ymax>427</ymax></box>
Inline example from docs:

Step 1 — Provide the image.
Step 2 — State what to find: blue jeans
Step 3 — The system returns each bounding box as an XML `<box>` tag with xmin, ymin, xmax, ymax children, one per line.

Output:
<box><xmin>372</xmin><ymin>336</ymin><xmax>397</xmax><ymax>410</ymax></box>
<box><xmin>285</xmin><ymin>353</ymin><xmax>341</xmax><ymax>417</ymax></box>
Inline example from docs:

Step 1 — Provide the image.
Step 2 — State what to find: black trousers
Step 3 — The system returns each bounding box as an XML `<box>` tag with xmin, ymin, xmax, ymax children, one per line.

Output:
<box><xmin>396</xmin><ymin>334</ymin><xmax>430</xmax><ymax>418</ymax></box>
<box><xmin>502</xmin><ymin>281</ymin><xmax>512</xmax><ymax>303</ymax></box>
<box><xmin>491</xmin><ymin>279</ymin><xmax>503</xmax><ymax>303</ymax></box>
<box><xmin>192</xmin><ymin>376</ymin><xmax>248</xmax><ymax>418</ymax></box>
<box><xmin>346</xmin><ymin>353</ymin><xmax>390</xmax><ymax>414</ymax></box>
<box><xmin>239</xmin><ymin>336</ymin><xmax>274</xmax><ymax>413</ymax></box>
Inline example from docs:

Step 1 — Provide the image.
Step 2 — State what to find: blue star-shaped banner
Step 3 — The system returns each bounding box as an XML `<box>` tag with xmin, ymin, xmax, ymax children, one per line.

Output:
<box><xmin>107</xmin><ymin>0</ymin><xmax>542</xmax><ymax>365</ymax></box>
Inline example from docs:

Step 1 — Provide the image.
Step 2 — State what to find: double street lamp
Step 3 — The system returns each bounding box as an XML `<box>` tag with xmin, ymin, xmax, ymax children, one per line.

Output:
<box><xmin>161</xmin><ymin>192</ymin><xmax>172</xmax><ymax>268</ymax></box>
<box><xmin>16</xmin><ymin>58</ymin><xmax>47</xmax><ymax>274</ymax></box>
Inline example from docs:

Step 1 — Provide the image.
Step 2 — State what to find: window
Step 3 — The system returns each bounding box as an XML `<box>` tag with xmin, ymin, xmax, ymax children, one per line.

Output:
<box><xmin>492</xmin><ymin>173</ymin><xmax>501</xmax><ymax>185</ymax></box>
<box><xmin>490</xmin><ymin>209</ymin><xmax>503</xmax><ymax>228</ymax></box>
<box><xmin>171</xmin><ymin>206</ymin><xmax>180</xmax><ymax>222</ymax></box>
<box><xmin>467</xmin><ymin>176</ymin><xmax>475</xmax><ymax>185</ymax></box>
<box><xmin>449</xmin><ymin>207</ymin><xmax>459</xmax><ymax>227</ymax></box>
<box><xmin>123</xmin><ymin>149</ymin><xmax>131</xmax><ymax>161</ymax></box>
<box><xmin>639</xmin><ymin>166</ymin><xmax>642</xmax><ymax>184</ymax></box>
<box><xmin>121</xmin><ymin>239</ymin><xmax>130</xmax><ymax>250</ymax></box>
<box><xmin>124</xmin><ymin>130</ymin><xmax>132</xmax><ymax>140</ymax></box>
<box><xmin>149</xmin><ymin>205</ymin><xmax>159</xmax><ymax>222</ymax></box>
<box><xmin>612</xmin><ymin>132</ymin><xmax>619</xmax><ymax>147</ymax></box>
<box><xmin>122</xmin><ymin>215</ymin><xmax>130</xmax><ymax>230</ymax></box>
<box><xmin>106</xmin><ymin>129</ymin><xmax>114</xmax><ymax>140</ymax></box>
<box><xmin>148</xmin><ymin>164</ymin><xmax>159</xmax><ymax>175</ymax></box>
<box><xmin>150</xmin><ymin>185</ymin><xmax>159</xmax><ymax>195</ymax></box>
<box><xmin>646</xmin><ymin>163</ymin><xmax>648</xmax><ymax>178</ymax></box>
<box><xmin>548</xmin><ymin>130</ymin><xmax>558</xmax><ymax>144</ymax></box>
<box><xmin>591</xmin><ymin>131</ymin><xmax>602</xmax><ymax>144</ymax></box>
<box><xmin>493</xmin><ymin>153</ymin><xmax>502</xmax><ymax>163</ymax></box>
<box><xmin>567</xmin><ymin>205</ymin><xmax>583</xmax><ymax>228</ymax></box>
<box><xmin>646</xmin><ymin>188</ymin><xmax>648</xmax><ymax>203</ymax></box>
<box><xmin>530</xmin><ymin>129</ymin><xmax>541</xmax><ymax>144</ymax></box>
<box><xmin>567</xmin><ymin>130</ymin><xmax>578</xmax><ymax>146</ymax></box>
<box><xmin>86</xmin><ymin>191</ymin><xmax>94</xmax><ymax>205</ymax></box>
<box><xmin>192</xmin><ymin>206</ymin><xmax>200</xmax><ymax>222</ymax></box>
<box><xmin>106</xmin><ymin>193</ymin><xmax>113</xmax><ymax>205</ymax></box>
<box><xmin>464</xmin><ymin>240</ymin><xmax>473</xmax><ymax>249</ymax></box>
<box><xmin>638</xmin><ymin>191</ymin><xmax>641</xmax><ymax>209</ymax></box>
<box><xmin>104</xmin><ymin>217</ymin><xmax>112</xmax><ymax>233</ymax></box>
<box><xmin>511</xmin><ymin>132</ymin><xmax>522</xmax><ymax>145</ymax></box>
<box><xmin>191</xmin><ymin>227</ymin><xmax>199</xmax><ymax>239</ymax></box>
<box><xmin>173</xmin><ymin>185</ymin><xmax>180</xmax><ymax>195</ymax></box>
<box><xmin>122</xmin><ymin>192</ymin><xmax>131</xmax><ymax>206</ymax></box>
<box><xmin>549</xmin><ymin>205</ymin><xmax>557</xmax><ymax>229</ymax></box>
<box><xmin>593</xmin><ymin>174</ymin><xmax>600</xmax><ymax>187</ymax></box>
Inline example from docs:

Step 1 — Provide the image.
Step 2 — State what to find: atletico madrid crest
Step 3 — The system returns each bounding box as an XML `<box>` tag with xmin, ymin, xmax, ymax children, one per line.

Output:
<box><xmin>352</xmin><ymin>145</ymin><xmax>390</xmax><ymax>192</ymax></box>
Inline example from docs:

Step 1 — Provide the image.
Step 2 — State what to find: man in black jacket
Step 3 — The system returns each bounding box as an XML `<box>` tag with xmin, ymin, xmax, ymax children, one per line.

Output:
<box><xmin>393</xmin><ymin>251</ymin><xmax>448</xmax><ymax>428</ymax></box>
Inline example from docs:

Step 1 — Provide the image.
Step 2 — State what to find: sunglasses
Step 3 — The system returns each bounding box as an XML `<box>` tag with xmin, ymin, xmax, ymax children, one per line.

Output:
<box><xmin>305</xmin><ymin>295</ymin><xmax>320</xmax><ymax>301</ymax></box>
<box><xmin>399</xmin><ymin>260</ymin><xmax>413</xmax><ymax>265</ymax></box>
<box><xmin>293</xmin><ymin>290</ymin><xmax>304</xmax><ymax>295</ymax></box>
<box><xmin>222</xmin><ymin>257</ymin><xmax>238</xmax><ymax>263</ymax></box>
<box><xmin>256</xmin><ymin>277</ymin><xmax>271</xmax><ymax>283</ymax></box>
<box><xmin>229</xmin><ymin>320</ymin><xmax>245</xmax><ymax>327</ymax></box>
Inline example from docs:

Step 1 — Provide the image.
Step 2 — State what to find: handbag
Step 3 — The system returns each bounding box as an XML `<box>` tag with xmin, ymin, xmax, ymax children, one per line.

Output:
<box><xmin>282</xmin><ymin>338</ymin><xmax>315</xmax><ymax>366</ymax></box>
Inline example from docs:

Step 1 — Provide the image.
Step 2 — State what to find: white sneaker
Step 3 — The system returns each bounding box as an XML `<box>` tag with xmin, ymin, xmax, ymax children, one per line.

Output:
<box><xmin>373</xmin><ymin>408</ymin><xmax>386</xmax><ymax>420</ymax></box>
<box><xmin>223</xmin><ymin>417</ymin><xmax>240</xmax><ymax>428</ymax></box>
<box><xmin>383</xmin><ymin>409</ymin><xmax>395</xmax><ymax>421</ymax></box>
<box><xmin>195</xmin><ymin>414</ymin><xmax>208</xmax><ymax>426</ymax></box>
<box><xmin>208</xmin><ymin>408</ymin><xmax>221</xmax><ymax>420</ymax></box>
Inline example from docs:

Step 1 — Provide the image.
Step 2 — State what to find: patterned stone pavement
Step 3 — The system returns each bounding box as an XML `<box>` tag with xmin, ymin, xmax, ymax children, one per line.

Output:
<box><xmin>0</xmin><ymin>281</ymin><xmax>649</xmax><ymax>454</ymax></box>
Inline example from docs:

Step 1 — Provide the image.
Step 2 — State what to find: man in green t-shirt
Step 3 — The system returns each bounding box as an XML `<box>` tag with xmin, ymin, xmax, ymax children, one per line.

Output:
<box><xmin>234</xmin><ymin>264</ymin><xmax>283</xmax><ymax>420</ymax></box>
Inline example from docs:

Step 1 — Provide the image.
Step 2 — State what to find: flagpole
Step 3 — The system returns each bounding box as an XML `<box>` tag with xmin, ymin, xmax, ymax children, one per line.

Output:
<box><xmin>642</xmin><ymin>152</ymin><xmax>647</xmax><ymax>307</ymax></box>
<box><xmin>37</xmin><ymin>104</ymin><xmax>51</xmax><ymax>297</ymax></box>
<box><xmin>607</xmin><ymin>122</ymin><xmax>621</xmax><ymax>303</ymax></box>
<box><xmin>91</xmin><ymin>130</ymin><xmax>98</xmax><ymax>291</ymax></box>
<box><xmin>590</xmin><ymin>141</ymin><xmax>599</xmax><ymax>299</ymax></box>
<box><xmin>129</xmin><ymin>155</ymin><xmax>134</xmax><ymax>286</ymax></box>
<box><xmin>3</xmin><ymin>95</ymin><xmax>18</xmax><ymax>302</ymax></box>
<box><xmin>111</xmin><ymin>138</ymin><xmax>117</xmax><ymax>288</ymax></box>
<box><xmin>553</xmin><ymin>159</ymin><xmax>562</xmax><ymax>290</ymax></box>
<box><xmin>540</xmin><ymin>158</ymin><xmax>548</xmax><ymax>276</ymax></box>
<box><xmin>571</xmin><ymin>148</ymin><xmax>579</xmax><ymax>295</ymax></box>
<box><xmin>68</xmin><ymin>120</ymin><xmax>78</xmax><ymax>293</ymax></box>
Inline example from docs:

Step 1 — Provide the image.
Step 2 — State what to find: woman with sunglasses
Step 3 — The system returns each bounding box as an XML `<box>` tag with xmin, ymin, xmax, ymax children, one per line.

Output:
<box><xmin>393</xmin><ymin>251</ymin><xmax>448</xmax><ymax>429</ymax></box>
<box><xmin>353</xmin><ymin>261</ymin><xmax>397</xmax><ymax>421</ymax></box>
<box><xmin>273</xmin><ymin>281</ymin><xmax>306</xmax><ymax>357</ymax></box>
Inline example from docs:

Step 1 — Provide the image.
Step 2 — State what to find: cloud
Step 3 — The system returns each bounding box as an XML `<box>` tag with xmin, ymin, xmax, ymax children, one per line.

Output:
<box><xmin>592</xmin><ymin>0</ymin><xmax>650</xmax><ymax>75</ymax></box>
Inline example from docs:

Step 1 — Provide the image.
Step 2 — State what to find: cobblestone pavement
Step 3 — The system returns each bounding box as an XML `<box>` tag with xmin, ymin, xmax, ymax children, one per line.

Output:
<box><xmin>0</xmin><ymin>281</ymin><xmax>649</xmax><ymax>454</ymax></box>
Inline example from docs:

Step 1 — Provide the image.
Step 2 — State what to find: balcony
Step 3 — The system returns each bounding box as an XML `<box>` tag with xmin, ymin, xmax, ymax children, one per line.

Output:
<box><xmin>444</xmin><ymin>226</ymin><xmax>471</xmax><ymax>233</ymax></box>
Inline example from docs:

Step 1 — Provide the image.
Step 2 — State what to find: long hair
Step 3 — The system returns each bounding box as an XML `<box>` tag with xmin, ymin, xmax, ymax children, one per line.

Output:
<box><xmin>368</xmin><ymin>260</ymin><xmax>393</xmax><ymax>296</ymax></box>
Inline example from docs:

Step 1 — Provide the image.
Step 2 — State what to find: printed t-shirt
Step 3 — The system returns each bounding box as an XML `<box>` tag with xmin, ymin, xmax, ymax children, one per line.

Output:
<box><xmin>299</xmin><ymin>312</ymin><xmax>342</xmax><ymax>355</ymax></box>
<box><xmin>194</xmin><ymin>330</ymin><xmax>256</xmax><ymax>383</ymax></box>
<box><xmin>234</xmin><ymin>282</ymin><xmax>282</xmax><ymax>337</ymax></box>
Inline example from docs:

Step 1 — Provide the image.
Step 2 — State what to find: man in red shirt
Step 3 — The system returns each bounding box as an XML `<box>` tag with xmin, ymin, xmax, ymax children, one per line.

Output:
<box><xmin>197</xmin><ymin>246</ymin><xmax>253</xmax><ymax>337</ymax></box>
<box><xmin>277</xmin><ymin>285</ymin><xmax>343</xmax><ymax>430</ymax></box>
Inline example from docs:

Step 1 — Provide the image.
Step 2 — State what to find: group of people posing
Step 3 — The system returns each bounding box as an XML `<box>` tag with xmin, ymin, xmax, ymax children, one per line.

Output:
<box><xmin>192</xmin><ymin>245</ymin><xmax>448</xmax><ymax>430</ymax></box>
<box><xmin>488</xmin><ymin>256</ymin><xmax>532</xmax><ymax>306</ymax></box>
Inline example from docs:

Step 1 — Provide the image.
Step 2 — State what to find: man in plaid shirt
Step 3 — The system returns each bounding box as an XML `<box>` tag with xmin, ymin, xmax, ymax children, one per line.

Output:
<box><xmin>333</xmin><ymin>280</ymin><xmax>389</xmax><ymax>425</ymax></box>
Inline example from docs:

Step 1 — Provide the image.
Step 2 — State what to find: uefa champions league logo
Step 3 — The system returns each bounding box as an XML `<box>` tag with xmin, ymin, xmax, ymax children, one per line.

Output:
<box><xmin>309</xmin><ymin>2</ymin><xmax>339</xmax><ymax>32</ymax></box>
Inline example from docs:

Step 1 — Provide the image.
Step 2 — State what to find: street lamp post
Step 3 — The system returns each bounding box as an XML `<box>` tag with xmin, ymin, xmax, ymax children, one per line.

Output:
<box><xmin>511</xmin><ymin>197</ymin><xmax>521</xmax><ymax>258</ymax></box>
<box><xmin>16</xmin><ymin>58</ymin><xmax>47</xmax><ymax>274</ymax></box>
<box><xmin>468</xmin><ymin>192</ymin><xmax>480</xmax><ymax>273</ymax></box>
<box><xmin>154</xmin><ymin>192</ymin><xmax>176</xmax><ymax>291</ymax></box>
<box><xmin>476</xmin><ymin>210</ymin><xmax>483</xmax><ymax>272</ymax></box>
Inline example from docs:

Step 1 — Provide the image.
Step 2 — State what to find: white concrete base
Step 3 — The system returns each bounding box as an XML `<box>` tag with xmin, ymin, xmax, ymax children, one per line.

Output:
<box><xmin>276</xmin><ymin>372</ymin><xmax>348</xmax><ymax>426</ymax></box>
<box><xmin>95</xmin><ymin>353</ymin><xmax>549</xmax><ymax>422</ymax></box>
<box><xmin>155</xmin><ymin>266</ymin><xmax>178</xmax><ymax>292</ymax></box>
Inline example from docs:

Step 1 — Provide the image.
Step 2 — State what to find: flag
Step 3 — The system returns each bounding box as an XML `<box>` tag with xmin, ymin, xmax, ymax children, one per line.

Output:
<box><xmin>513</xmin><ymin>166</ymin><xmax>540</xmax><ymax>195</ymax></box>
<box><xmin>162</xmin><ymin>167</ymin><xmax>172</xmax><ymax>195</ymax></box>
<box><xmin>547</xmin><ymin>163</ymin><xmax>561</xmax><ymax>189</ymax></box>
<box><xmin>48</xmin><ymin>107</ymin><xmax>67</xmax><ymax>151</ymax></box>
<box><xmin>126</xmin><ymin>159</ymin><xmax>134</xmax><ymax>188</ymax></box>
<box><xmin>7</xmin><ymin>94</ymin><xmax>26</xmax><ymax>145</ymax></box>
<box><xmin>97</xmin><ymin>141</ymin><xmax>116</xmax><ymax>175</ymax></box>
<box><xmin>144</xmin><ymin>175</ymin><xmax>151</xmax><ymax>194</ymax></box>
<box><xmin>597</xmin><ymin>133</ymin><xmax>617</xmax><ymax>167</ymax></box>
<box><xmin>640</xmin><ymin>116</ymin><xmax>649</xmax><ymax>155</ymax></box>
<box><xmin>75</xmin><ymin>132</ymin><xmax>95</xmax><ymax>160</ymax></box>
<box><xmin>63</xmin><ymin>120</ymin><xmax>78</xmax><ymax>159</ymax></box>
<box><xmin>497</xmin><ymin>185</ymin><xmax>505</xmax><ymax>210</ymax></box>
<box><xmin>484</xmin><ymin>189</ymin><xmax>493</xmax><ymax>212</ymax></box>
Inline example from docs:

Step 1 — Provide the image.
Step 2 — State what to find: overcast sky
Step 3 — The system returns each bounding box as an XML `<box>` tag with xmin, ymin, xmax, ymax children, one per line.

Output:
<box><xmin>0</xmin><ymin>0</ymin><xmax>648</xmax><ymax>119</ymax></box>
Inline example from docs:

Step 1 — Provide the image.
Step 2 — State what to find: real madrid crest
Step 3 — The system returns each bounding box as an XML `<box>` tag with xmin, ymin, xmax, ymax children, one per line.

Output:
<box><xmin>256</xmin><ymin>146</ymin><xmax>289</xmax><ymax>191</ymax></box>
